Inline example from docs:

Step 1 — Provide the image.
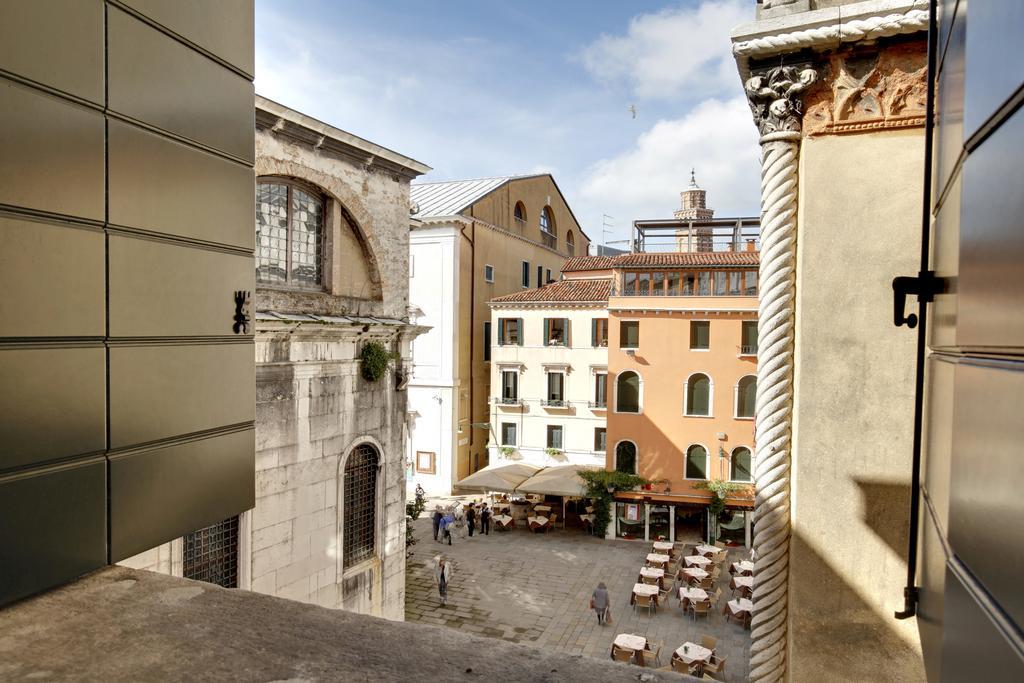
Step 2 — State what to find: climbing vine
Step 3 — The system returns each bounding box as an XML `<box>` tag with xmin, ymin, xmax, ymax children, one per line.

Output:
<box><xmin>578</xmin><ymin>469</ymin><xmax>650</xmax><ymax>538</ymax></box>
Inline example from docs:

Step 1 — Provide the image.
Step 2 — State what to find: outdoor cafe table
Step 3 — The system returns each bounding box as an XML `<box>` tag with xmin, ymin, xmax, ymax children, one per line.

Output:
<box><xmin>527</xmin><ymin>516</ymin><xmax>549</xmax><ymax>531</ymax></box>
<box><xmin>579</xmin><ymin>513</ymin><xmax>596</xmax><ymax>525</ymax></box>
<box><xmin>652</xmin><ymin>540</ymin><xmax>674</xmax><ymax>552</ymax></box>
<box><xmin>492</xmin><ymin>503</ymin><xmax>511</xmax><ymax>513</ymax></box>
<box><xmin>731</xmin><ymin>575</ymin><xmax>754</xmax><ymax>590</ymax></box>
<box><xmin>639</xmin><ymin>566</ymin><xmax>665</xmax><ymax>589</ymax></box>
<box><xmin>695</xmin><ymin>544</ymin><xmax>721</xmax><ymax>556</ymax></box>
<box><xmin>493</xmin><ymin>514</ymin><xmax>514</xmax><ymax>529</ymax></box>
<box><xmin>684</xmin><ymin>555</ymin><xmax>712</xmax><ymax>567</ymax></box>
<box><xmin>728</xmin><ymin>598</ymin><xmax>754</xmax><ymax>616</ymax></box>
<box><xmin>674</xmin><ymin>642</ymin><xmax>713</xmax><ymax>666</ymax></box>
<box><xmin>678</xmin><ymin>586</ymin><xmax>708</xmax><ymax>604</ymax></box>
<box><xmin>534</xmin><ymin>505</ymin><xmax>552</xmax><ymax>513</ymax></box>
<box><xmin>683</xmin><ymin>567</ymin><xmax>709</xmax><ymax>581</ymax></box>
<box><xmin>646</xmin><ymin>553</ymin><xmax>670</xmax><ymax>568</ymax></box>
<box><xmin>630</xmin><ymin>582</ymin><xmax>660</xmax><ymax>606</ymax></box>
<box><xmin>613</xmin><ymin>633</ymin><xmax>647</xmax><ymax>660</ymax></box>
<box><xmin>733</xmin><ymin>560</ymin><xmax>755</xmax><ymax>575</ymax></box>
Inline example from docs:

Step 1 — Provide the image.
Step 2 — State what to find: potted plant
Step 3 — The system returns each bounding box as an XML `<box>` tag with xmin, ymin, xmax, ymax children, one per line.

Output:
<box><xmin>545</xmin><ymin>447</ymin><xmax>563</xmax><ymax>459</ymax></box>
<box><xmin>499</xmin><ymin>446</ymin><xmax>516</xmax><ymax>459</ymax></box>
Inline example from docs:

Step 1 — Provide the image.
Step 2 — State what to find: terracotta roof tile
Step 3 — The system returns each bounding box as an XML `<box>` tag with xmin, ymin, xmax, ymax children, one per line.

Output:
<box><xmin>562</xmin><ymin>256</ymin><xmax>616</xmax><ymax>272</ymax></box>
<box><xmin>490</xmin><ymin>279</ymin><xmax>611</xmax><ymax>305</ymax></box>
<box><xmin>613</xmin><ymin>251</ymin><xmax>759</xmax><ymax>268</ymax></box>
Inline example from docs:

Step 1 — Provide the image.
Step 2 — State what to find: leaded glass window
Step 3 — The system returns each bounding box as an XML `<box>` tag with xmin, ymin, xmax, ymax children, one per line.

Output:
<box><xmin>344</xmin><ymin>443</ymin><xmax>379</xmax><ymax>566</ymax></box>
<box><xmin>256</xmin><ymin>180</ymin><xmax>324</xmax><ymax>287</ymax></box>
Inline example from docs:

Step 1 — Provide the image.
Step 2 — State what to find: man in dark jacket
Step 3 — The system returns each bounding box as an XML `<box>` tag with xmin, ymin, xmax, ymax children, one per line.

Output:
<box><xmin>466</xmin><ymin>504</ymin><xmax>476</xmax><ymax>537</ymax></box>
<box><xmin>480</xmin><ymin>504</ymin><xmax>491</xmax><ymax>535</ymax></box>
<box><xmin>431</xmin><ymin>506</ymin><xmax>443</xmax><ymax>542</ymax></box>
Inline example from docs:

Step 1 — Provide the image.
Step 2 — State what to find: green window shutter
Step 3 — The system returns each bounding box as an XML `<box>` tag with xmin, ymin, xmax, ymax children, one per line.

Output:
<box><xmin>498</xmin><ymin>318</ymin><xmax>505</xmax><ymax>345</ymax></box>
<box><xmin>517</xmin><ymin>318</ymin><xmax>524</xmax><ymax>345</ymax></box>
<box><xmin>563</xmin><ymin>318</ymin><xmax>570</xmax><ymax>346</ymax></box>
<box><xmin>591</xmin><ymin>319</ymin><xmax>597</xmax><ymax>347</ymax></box>
<box><xmin>543</xmin><ymin>318</ymin><xmax>550</xmax><ymax>345</ymax></box>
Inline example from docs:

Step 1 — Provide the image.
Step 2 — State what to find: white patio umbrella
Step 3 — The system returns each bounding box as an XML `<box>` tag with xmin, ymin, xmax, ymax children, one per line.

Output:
<box><xmin>454</xmin><ymin>462</ymin><xmax>542</xmax><ymax>493</ymax></box>
<box><xmin>515</xmin><ymin>464</ymin><xmax>600</xmax><ymax>497</ymax></box>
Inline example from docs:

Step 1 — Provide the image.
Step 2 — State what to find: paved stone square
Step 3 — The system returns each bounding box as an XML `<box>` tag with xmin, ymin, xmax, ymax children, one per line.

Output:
<box><xmin>405</xmin><ymin>511</ymin><xmax>751</xmax><ymax>680</ymax></box>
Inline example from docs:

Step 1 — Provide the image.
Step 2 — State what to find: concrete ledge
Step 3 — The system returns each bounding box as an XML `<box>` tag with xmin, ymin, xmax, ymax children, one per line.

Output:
<box><xmin>0</xmin><ymin>567</ymin><xmax>688</xmax><ymax>682</ymax></box>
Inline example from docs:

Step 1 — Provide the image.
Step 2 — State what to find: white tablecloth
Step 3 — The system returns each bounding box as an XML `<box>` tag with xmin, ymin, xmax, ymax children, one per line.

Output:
<box><xmin>685</xmin><ymin>555</ymin><xmax>711</xmax><ymax>567</ymax></box>
<box><xmin>493</xmin><ymin>514</ymin><xmax>513</xmax><ymax>524</ymax></box>
<box><xmin>632</xmin><ymin>582</ymin><xmax>659</xmax><ymax>597</ymax></box>
<box><xmin>679</xmin><ymin>587</ymin><xmax>708</xmax><ymax>602</ymax></box>
<box><xmin>646</xmin><ymin>553</ymin><xmax>670</xmax><ymax>565</ymax></box>
<box><xmin>733</xmin><ymin>560</ymin><xmax>754</xmax><ymax>574</ymax></box>
<box><xmin>527</xmin><ymin>516</ymin><xmax>548</xmax><ymax>526</ymax></box>
<box><xmin>640</xmin><ymin>566</ymin><xmax>664</xmax><ymax>579</ymax></box>
<box><xmin>683</xmin><ymin>567</ymin><xmax>709</xmax><ymax>580</ymax></box>
<box><xmin>732</xmin><ymin>576</ymin><xmax>753</xmax><ymax>589</ymax></box>
<box><xmin>675</xmin><ymin>642</ymin><xmax>713</xmax><ymax>664</ymax></box>
<box><xmin>696</xmin><ymin>544</ymin><xmax>721</xmax><ymax>555</ymax></box>
<box><xmin>728</xmin><ymin>598</ymin><xmax>754</xmax><ymax>614</ymax></box>
<box><xmin>579</xmin><ymin>514</ymin><xmax>595</xmax><ymax>523</ymax></box>
<box><xmin>614</xmin><ymin>633</ymin><xmax>646</xmax><ymax>651</ymax></box>
<box><xmin>652</xmin><ymin>541</ymin><xmax>674</xmax><ymax>551</ymax></box>
<box><xmin>534</xmin><ymin>505</ymin><xmax>552</xmax><ymax>513</ymax></box>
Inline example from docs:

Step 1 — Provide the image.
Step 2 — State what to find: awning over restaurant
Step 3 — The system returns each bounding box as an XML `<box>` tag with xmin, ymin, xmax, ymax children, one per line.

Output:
<box><xmin>455</xmin><ymin>462</ymin><xmax>542</xmax><ymax>492</ymax></box>
<box><xmin>515</xmin><ymin>465</ymin><xmax>601</xmax><ymax>497</ymax></box>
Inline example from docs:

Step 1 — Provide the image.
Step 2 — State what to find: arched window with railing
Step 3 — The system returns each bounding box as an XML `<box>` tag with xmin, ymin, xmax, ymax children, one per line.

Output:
<box><xmin>684</xmin><ymin>373</ymin><xmax>712</xmax><ymax>416</ymax></box>
<box><xmin>343</xmin><ymin>443</ymin><xmax>380</xmax><ymax>566</ymax></box>
<box><xmin>615</xmin><ymin>370</ymin><xmax>642</xmax><ymax>413</ymax></box>
<box><xmin>736</xmin><ymin>375</ymin><xmax>756</xmax><ymax>418</ymax></box>
<box><xmin>539</xmin><ymin>205</ymin><xmax>556</xmax><ymax>248</ymax></box>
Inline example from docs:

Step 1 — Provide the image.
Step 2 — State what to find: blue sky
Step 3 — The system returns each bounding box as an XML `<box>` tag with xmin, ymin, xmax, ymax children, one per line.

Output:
<box><xmin>255</xmin><ymin>0</ymin><xmax>761</xmax><ymax>248</ymax></box>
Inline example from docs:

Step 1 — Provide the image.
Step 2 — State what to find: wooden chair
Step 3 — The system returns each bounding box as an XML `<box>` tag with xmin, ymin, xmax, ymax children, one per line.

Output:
<box><xmin>658</xmin><ymin>584</ymin><xmax>673</xmax><ymax>606</ymax></box>
<box><xmin>703</xmin><ymin>654</ymin><xmax>727</xmax><ymax>679</ymax></box>
<box><xmin>548</xmin><ymin>513</ymin><xmax>558</xmax><ymax>529</ymax></box>
<box><xmin>700</xmin><ymin>635</ymin><xmax>717</xmax><ymax>652</ymax></box>
<box><xmin>642</xmin><ymin>574</ymin><xmax>659</xmax><ymax>586</ymax></box>
<box><xmin>739</xmin><ymin>585</ymin><xmax>753</xmax><ymax>600</ymax></box>
<box><xmin>714</xmin><ymin>540</ymin><xmax>727</xmax><ymax>549</ymax></box>
<box><xmin>611</xmin><ymin>644</ymin><xmax>634</xmax><ymax>664</ymax></box>
<box><xmin>634</xmin><ymin>593</ymin><xmax>656</xmax><ymax>616</ymax></box>
<box><xmin>699</xmin><ymin>577</ymin><xmax>714</xmax><ymax>591</ymax></box>
<box><xmin>641</xmin><ymin>642</ymin><xmax>663</xmax><ymax>668</ymax></box>
<box><xmin>670</xmin><ymin>656</ymin><xmax>690</xmax><ymax>673</ymax></box>
<box><xmin>691</xmin><ymin>599</ymin><xmax>711</xmax><ymax>621</ymax></box>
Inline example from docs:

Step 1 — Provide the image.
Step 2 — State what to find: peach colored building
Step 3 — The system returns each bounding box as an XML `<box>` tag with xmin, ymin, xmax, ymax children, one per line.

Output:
<box><xmin>576</xmin><ymin>182</ymin><xmax>759</xmax><ymax>545</ymax></box>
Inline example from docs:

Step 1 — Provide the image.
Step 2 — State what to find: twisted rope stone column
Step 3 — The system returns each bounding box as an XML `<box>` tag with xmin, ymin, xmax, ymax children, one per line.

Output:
<box><xmin>745</xmin><ymin>65</ymin><xmax>817</xmax><ymax>683</ymax></box>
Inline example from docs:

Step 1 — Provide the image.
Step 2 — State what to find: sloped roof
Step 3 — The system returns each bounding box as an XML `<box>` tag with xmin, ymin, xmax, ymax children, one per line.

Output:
<box><xmin>562</xmin><ymin>256</ymin><xmax>616</xmax><ymax>272</ymax></box>
<box><xmin>410</xmin><ymin>175</ymin><xmax>543</xmax><ymax>218</ymax></box>
<box><xmin>563</xmin><ymin>251</ymin><xmax>759</xmax><ymax>272</ymax></box>
<box><xmin>490</xmin><ymin>279</ymin><xmax>612</xmax><ymax>305</ymax></box>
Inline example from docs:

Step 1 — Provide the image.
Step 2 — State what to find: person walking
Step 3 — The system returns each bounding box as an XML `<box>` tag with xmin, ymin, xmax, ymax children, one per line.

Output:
<box><xmin>466</xmin><ymin>504</ymin><xmax>476</xmax><ymax>537</ymax></box>
<box><xmin>480</xmin><ymin>504</ymin><xmax>491</xmax><ymax>535</ymax></box>
<box><xmin>434</xmin><ymin>556</ymin><xmax>452</xmax><ymax>606</ymax></box>
<box><xmin>431</xmin><ymin>506</ymin><xmax>442</xmax><ymax>542</ymax></box>
<box><xmin>440</xmin><ymin>513</ymin><xmax>454</xmax><ymax>545</ymax></box>
<box><xmin>591</xmin><ymin>582</ymin><xmax>610</xmax><ymax>625</ymax></box>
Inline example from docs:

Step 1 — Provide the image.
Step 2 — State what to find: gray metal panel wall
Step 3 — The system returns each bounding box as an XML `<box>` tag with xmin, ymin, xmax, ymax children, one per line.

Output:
<box><xmin>0</xmin><ymin>0</ymin><xmax>255</xmax><ymax>605</ymax></box>
<box><xmin>920</xmin><ymin>0</ymin><xmax>1024</xmax><ymax>678</ymax></box>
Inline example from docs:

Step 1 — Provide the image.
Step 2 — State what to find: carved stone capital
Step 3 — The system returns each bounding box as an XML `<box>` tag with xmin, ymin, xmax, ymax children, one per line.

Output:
<box><xmin>745</xmin><ymin>65</ymin><xmax>819</xmax><ymax>140</ymax></box>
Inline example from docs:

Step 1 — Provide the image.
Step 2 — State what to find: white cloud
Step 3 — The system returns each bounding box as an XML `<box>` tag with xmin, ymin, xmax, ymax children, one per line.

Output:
<box><xmin>578</xmin><ymin>0</ymin><xmax>749</xmax><ymax>100</ymax></box>
<box><xmin>576</xmin><ymin>95</ymin><xmax>761</xmax><ymax>240</ymax></box>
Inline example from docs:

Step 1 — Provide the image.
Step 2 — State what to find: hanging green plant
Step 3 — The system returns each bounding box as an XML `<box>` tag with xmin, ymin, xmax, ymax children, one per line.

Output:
<box><xmin>578</xmin><ymin>469</ymin><xmax>651</xmax><ymax>538</ymax></box>
<box><xmin>360</xmin><ymin>341</ymin><xmax>398</xmax><ymax>382</ymax></box>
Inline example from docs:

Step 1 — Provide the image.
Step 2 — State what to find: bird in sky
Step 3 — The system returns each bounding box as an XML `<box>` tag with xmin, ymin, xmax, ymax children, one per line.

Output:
<box><xmin>627</xmin><ymin>104</ymin><xmax>637</xmax><ymax>119</ymax></box>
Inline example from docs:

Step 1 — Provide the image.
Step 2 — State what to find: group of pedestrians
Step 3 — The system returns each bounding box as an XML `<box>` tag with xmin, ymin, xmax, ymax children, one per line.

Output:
<box><xmin>430</xmin><ymin>501</ymin><xmax>492</xmax><ymax>545</ymax></box>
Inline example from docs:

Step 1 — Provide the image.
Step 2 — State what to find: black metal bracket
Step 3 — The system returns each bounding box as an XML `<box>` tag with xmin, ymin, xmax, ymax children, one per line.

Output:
<box><xmin>892</xmin><ymin>271</ymin><xmax>943</xmax><ymax>328</ymax></box>
<box><xmin>232</xmin><ymin>290</ymin><xmax>251</xmax><ymax>334</ymax></box>
<box><xmin>895</xmin><ymin>585</ymin><xmax>920</xmax><ymax>619</ymax></box>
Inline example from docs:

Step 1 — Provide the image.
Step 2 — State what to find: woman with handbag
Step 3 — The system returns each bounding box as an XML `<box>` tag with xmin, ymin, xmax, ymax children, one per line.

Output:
<box><xmin>591</xmin><ymin>582</ymin><xmax>610</xmax><ymax>625</ymax></box>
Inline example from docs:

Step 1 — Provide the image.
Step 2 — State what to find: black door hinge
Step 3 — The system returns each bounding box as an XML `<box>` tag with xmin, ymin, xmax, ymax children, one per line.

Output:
<box><xmin>892</xmin><ymin>271</ymin><xmax>943</xmax><ymax>328</ymax></box>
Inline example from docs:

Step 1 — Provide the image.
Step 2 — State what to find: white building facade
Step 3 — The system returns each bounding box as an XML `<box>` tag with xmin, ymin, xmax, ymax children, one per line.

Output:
<box><xmin>487</xmin><ymin>279</ymin><xmax>611</xmax><ymax>468</ymax></box>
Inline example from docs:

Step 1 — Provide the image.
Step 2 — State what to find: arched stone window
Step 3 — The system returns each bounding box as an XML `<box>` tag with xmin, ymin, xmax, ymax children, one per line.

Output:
<box><xmin>685</xmin><ymin>373</ymin><xmax>712</xmax><ymax>416</ymax></box>
<box><xmin>731</xmin><ymin>446</ymin><xmax>752</xmax><ymax>482</ymax></box>
<box><xmin>616</xmin><ymin>371</ymin><xmax>641</xmax><ymax>413</ymax></box>
<box><xmin>566</xmin><ymin>230</ymin><xmax>575</xmax><ymax>256</ymax></box>
<box><xmin>256</xmin><ymin>179</ymin><xmax>325</xmax><ymax>287</ymax></box>
<box><xmin>514</xmin><ymin>201</ymin><xmax>527</xmax><ymax>224</ymax></box>
<box><xmin>343</xmin><ymin>443</ymin><xmax>379</xmax><ymax>566</ymax></box>
<box><xmin>685</xmin><ymin>444</ymin><xmax>708</xmax><ymax>480</ymax></box>
<box><xmin>736</xmin><ymin>375</ymin><xmax>757</xmax><ymax>418</ymax></box>
<box><xmin>615</xmin><ymin>441</ymin><xmax>637</xmax><ymax>474</ymax></box>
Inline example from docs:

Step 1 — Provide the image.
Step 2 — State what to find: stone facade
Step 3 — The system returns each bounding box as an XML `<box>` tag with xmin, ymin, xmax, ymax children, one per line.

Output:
<box><xmin>120</xmin><ymin>97</ymin><xmax>430</xmax><ymax>622</ymax></box>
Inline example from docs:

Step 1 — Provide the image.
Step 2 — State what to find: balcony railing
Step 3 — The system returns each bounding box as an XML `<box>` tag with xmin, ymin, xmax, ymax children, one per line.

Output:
<box><xmin>545</xmin><ymin>339</ymin><xmax>567</xmax><ymax>347</ymax></box>
<box><xmin>611</xmin><ymin>282</ymin><xmax>758</xmax><ymax>297</ymax></box>
<box><xmin>739</xmin><ymin>344</ymin><xmax>758</xmax><ymax>356</ymax></box>
<box><xmin>540</xmin><ymin>231</ymin><xmax>557</xmax><ymax>249</ymax></box>
<box><xmin>541</xmin><ymin>398</ymin><xmax>567</xmax><ymax>408</ymax></box>
<box><xmin>496</xmin><ymin>397</ymin><xmax>523</xmax><ymax>406</ymax></box>
<box><xmin>589</xmin><ymin>400</ymin><xmax>607</xmax><ymax>409</ymax></box>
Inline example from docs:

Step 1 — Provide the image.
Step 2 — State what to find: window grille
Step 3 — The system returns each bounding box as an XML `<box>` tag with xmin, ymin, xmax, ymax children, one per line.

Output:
<box><xmin>183</xmin><ymin>516</ymin><xmax>239</xmax><ymax>588</ymax></box>
<box><xmin>344</xmin><ymin>443</ymin><xmax>379</xmax><ymax>566</ymax></box>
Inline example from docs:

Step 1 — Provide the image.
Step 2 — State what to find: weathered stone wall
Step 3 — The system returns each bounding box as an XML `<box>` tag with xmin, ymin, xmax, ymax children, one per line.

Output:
<box><xmin>253</xmin><ymin>323</ymin><xmax>411</xmax><ymax>620</ymax></box>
